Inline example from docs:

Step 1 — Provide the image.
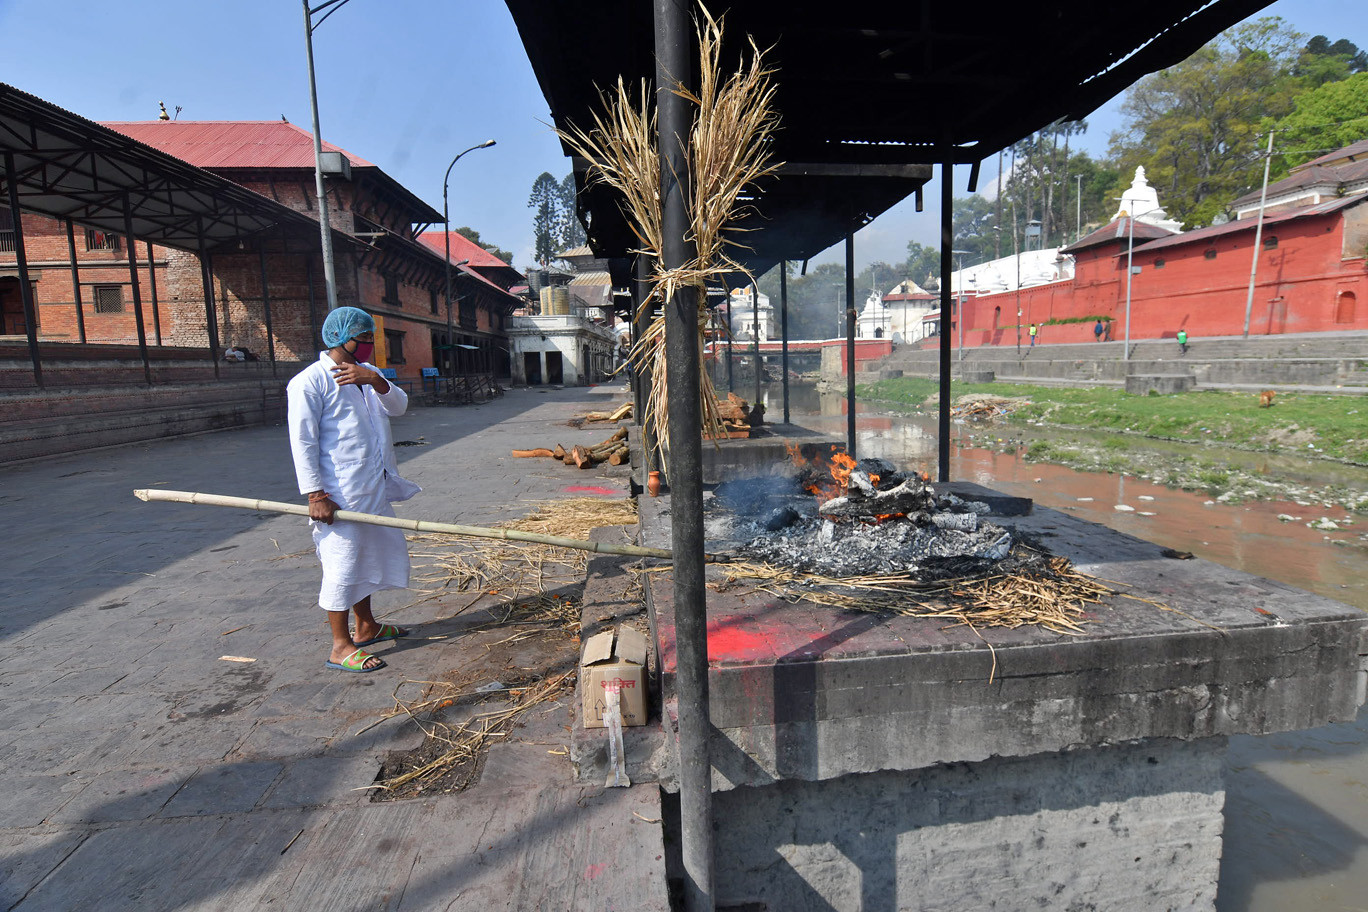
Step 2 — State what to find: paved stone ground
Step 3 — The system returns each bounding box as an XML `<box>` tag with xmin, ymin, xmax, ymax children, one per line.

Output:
<box><xmin>0</xmin><ymin>384</ymin><xmax>668</xmax><ymax>912</ymax></box>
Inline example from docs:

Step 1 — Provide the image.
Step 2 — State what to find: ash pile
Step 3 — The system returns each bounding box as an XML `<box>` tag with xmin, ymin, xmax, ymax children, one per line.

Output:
<box><xmin>705</xmin><ymin>457</ymin><xmax>1015</xmax><ymax>578</ymax></box>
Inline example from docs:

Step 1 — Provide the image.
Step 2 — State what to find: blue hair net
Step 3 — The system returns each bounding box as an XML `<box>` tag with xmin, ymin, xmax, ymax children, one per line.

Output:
<box><xmin>321</xmin><ymin>307</ymin><xmax>375</xmax><ymax>348</ymax></box>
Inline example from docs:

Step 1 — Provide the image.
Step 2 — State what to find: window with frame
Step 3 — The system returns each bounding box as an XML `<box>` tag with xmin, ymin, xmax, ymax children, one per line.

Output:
<box><xmin>93</xmin><ymin>285</ymin><xmax>124</xmax><ymax>313</ymax></box>
<box><xmin>384</xmin><ymin>329</ymin><xmax>405</xmax><ymax>364</ymax></box>
<box><xmin>1203</xmin><ymin>249</ymin><xmax>1217</xmax><ymax>260</ymax></box>
<box><xmin>1153</xmin><ymin>258</ymin><xmax>1165</xmax><ymax>269</ymax></box>
<box><xmin>1263</xmin><ymin>235</ymin><xmax>1278</xmax><ymax>250</ymax></box>
<box><xmin>85</xmin><ymin>228</ymin><xmax>121</xmax><ymax>251</ymax></box>
<box><xmin>0</xmin><ymin>208</ymin><xmax>13</xmax><ymax>253</ymax></box>
<box><xmin>384</xmin><ymin>273</ymin><xmax>400</xmax><ymax>304</ymax></box>
<box><xmin>429</xmin><ymin>288</ymin><xmax>439</xmax><ymax>314</ymax></box>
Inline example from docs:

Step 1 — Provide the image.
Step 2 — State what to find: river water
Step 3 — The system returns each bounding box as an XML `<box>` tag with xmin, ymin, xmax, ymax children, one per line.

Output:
<box><xmin>770</xmin><ymin>384</ymin><xmax>1368</xmax><ymax>911</ymax></box>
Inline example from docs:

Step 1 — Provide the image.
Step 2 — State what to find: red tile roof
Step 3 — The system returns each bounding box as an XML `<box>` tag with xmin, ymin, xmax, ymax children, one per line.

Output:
<box><xmin>100</xmin><ymin>121</ymin><xmax>376</xmax><ymax>170</ymax></box>
<box><xmin>417</xmin><ymin>230</ymin><xmax>512</xmax><ymax>269</ymax></box>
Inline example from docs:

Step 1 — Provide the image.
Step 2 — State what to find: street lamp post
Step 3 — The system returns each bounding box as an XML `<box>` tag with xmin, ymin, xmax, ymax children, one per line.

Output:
<box><xmin>302</xmin><ymin>0</ymin><xmax>354</xmax><ymax>312</ymax></box>
<box><xmin>1117</xmin><ymin>203</ymin><xmax>1159</xmax><ymax>362</ymax></box>
<box><xmin>443</xmin><ymin>140</ymin><xmax>496</xmax><ymax>378</ymax></box>
<box><xmin>951</xmin><ymin>249</ymin><xmax>970</xmax><ymax>363</ymax></box>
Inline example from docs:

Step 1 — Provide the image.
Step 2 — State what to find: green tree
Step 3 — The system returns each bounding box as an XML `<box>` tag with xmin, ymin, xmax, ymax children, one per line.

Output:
<box><xmin>454</xmin><ymin>226</ymin><xmax>514</xmax><ymax>266</ymax></box>
<box><xmin>903</xmin><ymin>241</ymin><xmax>939</xmax><ymax>289</ymax></box>
<box><xmin>558</xmin><ymin>172</ymin><xmax>587</xmax><ymax>251</ymax></box>
<box><xmin>1109</xmin><ymin>17</ymin><xmax>1305</xmax><ymax>228</ymax></box>
<box><xmin>528</xmin><ymin>172</ymin><xmax>560</xmax><ymax>265</ymax></box>
<box><xmin>1272</xmin><ymin>72</ymin><xmax>1368</xmax><ymax>171</ymax></box>
<box><xmin>1294</xmin><ymin>36</ymin><xmax>1368</xmax><ymax>87</ymax></box>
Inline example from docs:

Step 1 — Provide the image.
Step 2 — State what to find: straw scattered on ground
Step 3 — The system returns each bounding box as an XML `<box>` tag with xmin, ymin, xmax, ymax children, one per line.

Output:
<box><xmin>370</xmin><ymin>497</ymin><xmax>638</xmax><ymax>798</ymax></box>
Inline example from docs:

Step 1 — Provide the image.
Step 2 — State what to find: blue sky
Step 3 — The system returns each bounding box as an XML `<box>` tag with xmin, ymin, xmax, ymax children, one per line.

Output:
<box><xmin>0</xmin><ymin>0</ymin><xmax>1360</xmax><ymax>272</ymax></box>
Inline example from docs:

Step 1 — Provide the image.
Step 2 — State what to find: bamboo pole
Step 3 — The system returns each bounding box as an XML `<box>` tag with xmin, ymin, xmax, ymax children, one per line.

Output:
<box><xmin>133</xmin><ymin>489</ymin><xmax>683</xmax><ymax>561</ymax></box>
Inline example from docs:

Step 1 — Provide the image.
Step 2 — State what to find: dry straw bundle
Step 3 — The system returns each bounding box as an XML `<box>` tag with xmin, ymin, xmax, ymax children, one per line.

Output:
<box><xmin>557</xmin><ymin>6</ymin><xmax>781</xmax><ymax>467</ymax></box>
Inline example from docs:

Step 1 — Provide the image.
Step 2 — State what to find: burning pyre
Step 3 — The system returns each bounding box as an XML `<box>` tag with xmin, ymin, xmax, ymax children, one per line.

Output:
<box><xmin>701</xmin><ymin>445</ymin><xmax>1114</xmax><ymax>638</ymax></box>
<box><xmin>705</xmin><ymin>447</ymin><xmax>1013</xmax><ymax>579</ymax></box>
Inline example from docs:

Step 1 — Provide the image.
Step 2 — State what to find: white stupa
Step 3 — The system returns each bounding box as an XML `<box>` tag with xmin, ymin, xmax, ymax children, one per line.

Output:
<box><xmin>1112</xmin><ymin>166</ymin><xmax>1184</xmax><ymax>233</ymax></box>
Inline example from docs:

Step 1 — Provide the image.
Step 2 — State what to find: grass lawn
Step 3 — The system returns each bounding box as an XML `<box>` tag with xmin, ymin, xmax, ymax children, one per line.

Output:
<box><xmin>858</xmin><ymin>377</ymin><xmax>1368</xmax><ymax>465</ymax></box>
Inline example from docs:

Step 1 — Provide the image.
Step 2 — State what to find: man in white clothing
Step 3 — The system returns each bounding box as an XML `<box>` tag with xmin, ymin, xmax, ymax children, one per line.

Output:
<box><xmin>287</xmin><ymin>307</ymin><xmax>421</xmax><ymax>672</ymax></box>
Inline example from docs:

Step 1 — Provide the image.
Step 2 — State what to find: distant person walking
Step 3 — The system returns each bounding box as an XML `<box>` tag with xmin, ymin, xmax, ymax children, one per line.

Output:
<box><xmin>1029</xmin><ymin>323</ymin><xmax>1038</xmax><ymax>347</ymax></box>
<box><xmin>1177</xmin><ymin>329</ymin><xmax>1188</xmax><ymax>355</ymax></box>
<box><xmin>1094</xmin><ymin>320</ymin><xmax>1105</xmax><ymax>342</ymax></box>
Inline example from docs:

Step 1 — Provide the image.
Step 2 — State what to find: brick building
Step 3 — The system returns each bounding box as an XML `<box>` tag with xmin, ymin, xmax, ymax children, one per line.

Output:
<box><xmin>1</xmin><ymin>116</ymin><xmax>520</xmax><ymax>384</ymax></box>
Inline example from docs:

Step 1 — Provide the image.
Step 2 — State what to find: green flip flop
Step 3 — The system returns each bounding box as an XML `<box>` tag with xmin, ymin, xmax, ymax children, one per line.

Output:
<box><xmin>352</xmin><ymin>624</ymin><xmax>408</xmax><ymax>648</ymax></box>
<box><xmin>325</xmin><ymin>648</ymin><xmax>387</xmax><ymax>673</ymax></box>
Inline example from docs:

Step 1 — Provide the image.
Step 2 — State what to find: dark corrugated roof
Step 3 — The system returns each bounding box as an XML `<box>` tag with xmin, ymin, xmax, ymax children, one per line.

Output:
<box><xmin>0</xmin><ymin>82</ymin><xmax>341</xmax><ymax>252</ymax></box>
<box><xmin>1136</xmin><ymin>192</ymin><xmax>1368</xmax><ymax>254</ymax></box>
<box><xmin>1061</xmin><ymin>217</ymin><xmax>1176</xmax><ymax>254</ymax></box>
<box><xmin>1229</xmin><ymin>163</ymin><xmax>1359</xmax><ymax>209</ymax></box>
<box><xmin>506</xmin><ymin>0</ymin><xmax>1275</xmax><ymax>269</ymax></box>
<box><xmin>1302</xmin><ymin>137</ymin><xmax>1368</xmax><ymax>169</ymax></box>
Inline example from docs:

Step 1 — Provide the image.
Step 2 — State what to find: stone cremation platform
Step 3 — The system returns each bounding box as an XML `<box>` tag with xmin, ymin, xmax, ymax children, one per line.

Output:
<box><xmin>632</xmin><ymin>473</ymin><xmax>1368</xmax><ymax>911</ymax></box>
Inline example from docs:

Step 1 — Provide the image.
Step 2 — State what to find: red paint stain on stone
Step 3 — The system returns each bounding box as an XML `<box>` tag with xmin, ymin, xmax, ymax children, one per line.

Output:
<box><xmin>585</xmin><ymin>862</ymin><xmax>608</xmax><ymax>880</ymax></box>
<box><xmin>564</xmin><ymin>485</ymin><xmax>618</xmax><ymax>496</ymax></box>
<box><xmin>707</xmin><ymin>618</ymin><xmax>774</xmax><ymax>663</ymax></box>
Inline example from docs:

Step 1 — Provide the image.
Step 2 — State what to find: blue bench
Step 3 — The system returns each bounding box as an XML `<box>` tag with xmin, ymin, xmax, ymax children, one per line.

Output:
<box><xmin>376</xmin><ymin>367</ymin><xmax>414</xmax><ymax>394</ymax></box>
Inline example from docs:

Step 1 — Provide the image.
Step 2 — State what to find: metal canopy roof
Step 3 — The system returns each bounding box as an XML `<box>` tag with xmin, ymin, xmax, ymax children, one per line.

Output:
<box><xmin>506</xmin><ymin>0</ymin><xmax>1273</xmax><ymax>269</ymax></box>
<box><xmin>0</xmin><ymin>83</ymin><xmax>330</xmax><ymax>252</ymax></box>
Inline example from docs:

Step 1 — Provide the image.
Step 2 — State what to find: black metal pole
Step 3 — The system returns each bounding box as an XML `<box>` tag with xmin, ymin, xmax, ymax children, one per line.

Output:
<box><xmin>655</xmin><ymin>0</ymin><xmax>713</xmax><ymax>908</ymax></box>
<box><xmin>780</xmin><ymin>261</ymin><xmax>789</xmax><ymax>424</ymax></box>
<box><xmin>258</xmin><ymin>243</ymin><xmax>278</xmax><ymax>376</ymax></box>
<box><xmin>634</xmin><ymin>253</ymin><xmax>657</xmax><ymax>468</ymax></box>
<box><xmin>4</xmin><ymin>152</ymin><xmax>42</xmax><ymax>388</ymax></box>
<box><xmin>845</xmin><ymin>233</ymin><xmax>856</xmax><ymax>456</ymax></box>
<box><xmin>121</xmin><ymin>193</ymin><xmax>153</xmax><ymax>386</ymax></box>
<box><xmin>752</xmin><ymin>279</ymin><xmax>761</xmax><ymax>408</ymax></box>
<box><xmin>197</xmin><ymin>218</ymin><xmax>221</xmax><ymax>380</ymax></box>
<box><xmin>65</xmin><ymin>219</ymin><xmax>86</xmax><ymax>344</ymax></box>
<box><xmin>146</xmin><ymin>240</ymin><xmax>162</xmax><ymax>348</ymax></box>
<box><xmin>938</xmin><ymin>162</ymin><xmax>953</xmax><ymax>482</ymax></box>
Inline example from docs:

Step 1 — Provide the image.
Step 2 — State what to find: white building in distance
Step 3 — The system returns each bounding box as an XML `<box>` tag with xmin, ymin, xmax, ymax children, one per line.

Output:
<box><xmin>728</xmin><ymin>285</ymin><xmax>776</xmax><ymax>342</ymax></box>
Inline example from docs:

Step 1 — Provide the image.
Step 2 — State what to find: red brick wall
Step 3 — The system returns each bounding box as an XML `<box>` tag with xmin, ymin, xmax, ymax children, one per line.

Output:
<box><xmin>956</xmin><ymin>209</ymin><xmax>1368</xmax><ymax>346</ymax></box>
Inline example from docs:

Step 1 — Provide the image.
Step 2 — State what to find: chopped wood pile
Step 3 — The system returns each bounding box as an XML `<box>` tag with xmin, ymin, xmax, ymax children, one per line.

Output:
<box><xmin>706</xmin><ymin>392</ymin><xmax>754</xmax><ymax>440</ymax></box>
<box><xmin>512</xmin><ymin>426</ymin><xmax>629</xmax><ymax>469</ymax></box>
<box><xmin>581</xmin><ymin>401</ymin><xmax>633</xmax><ymax>423</ymax></box>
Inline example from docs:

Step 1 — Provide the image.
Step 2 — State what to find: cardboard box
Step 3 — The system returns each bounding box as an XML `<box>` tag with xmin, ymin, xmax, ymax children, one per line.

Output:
<box><xmin>580</xmin><ymin>625</ymin><xmax>648</xmax><ymax>728</ymax></box>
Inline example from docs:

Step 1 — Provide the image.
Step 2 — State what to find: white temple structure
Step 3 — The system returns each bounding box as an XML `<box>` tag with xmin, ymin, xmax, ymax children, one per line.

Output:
<box><xmin>1112</xmin><ymin>165</ymin><xmax>1184</xmax><ymax>232</ymax></box>
<box><xmin>859</xmin><ymin>279</ymin><xmax>938</xmax><ymax>341</ymax></box>
<box><xmin>728</xmin><ymin>285</ymin><xmax>776</xmax><ymax>342</ymax></box>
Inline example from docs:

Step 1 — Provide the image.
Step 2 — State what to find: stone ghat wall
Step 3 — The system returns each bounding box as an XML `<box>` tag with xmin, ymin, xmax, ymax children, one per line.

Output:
<box><xmin>712</xmin><ymin>737</ymin><xmax>1225</xmax><ymax>912</ymax></box>
<box><xmin>1</xmin><ymin>378</ymin><xmax>292</xmax><ymax>464</ymax></box>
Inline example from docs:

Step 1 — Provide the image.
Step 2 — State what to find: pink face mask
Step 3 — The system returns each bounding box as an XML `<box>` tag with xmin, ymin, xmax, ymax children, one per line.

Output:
<box><xmin>351</xmin><ymin>341</ymin><xmax>374</xmax><ymax>363</ymax></box>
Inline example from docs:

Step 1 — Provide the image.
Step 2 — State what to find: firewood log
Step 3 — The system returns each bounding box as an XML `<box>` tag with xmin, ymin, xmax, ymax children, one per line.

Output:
<box><xmin>511</xmin><ymin>448</ymin><xmax>554</xmax><ymax>458</ymax></box>
<box><xmin>607</xmin><ymin>447</ymin><xmax>630</xmax><ymax>466</ymax></box>
<box><xmin>553</xmin><ymin>443</ymin><xmax>567</xmax><ymax>460</ymax></box>
<box><xmin>608</xmin><ymin>401</ymin><xmax>632</xmax><ymax>421</ymax></box>
<box><xmin>571</xmin><ymin>445</ymin><xmax>594</xmax><ymax>469</ymax></box>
